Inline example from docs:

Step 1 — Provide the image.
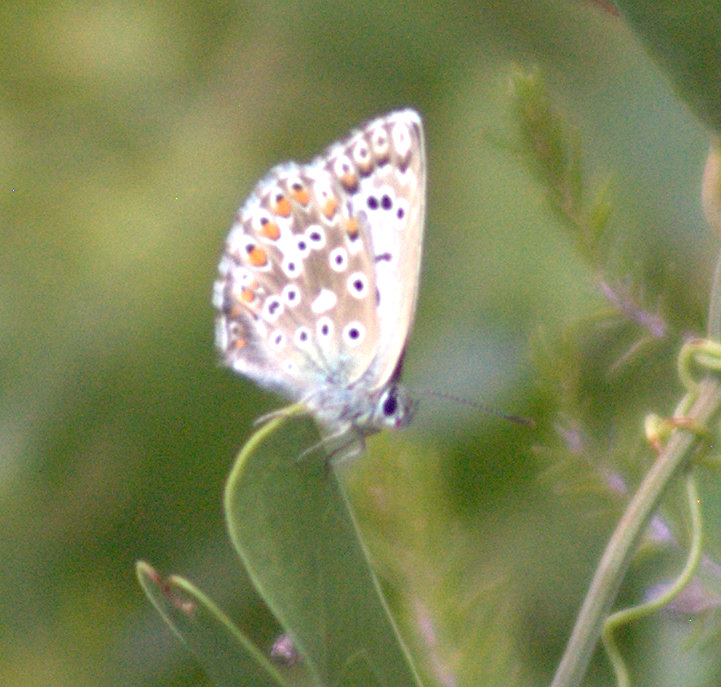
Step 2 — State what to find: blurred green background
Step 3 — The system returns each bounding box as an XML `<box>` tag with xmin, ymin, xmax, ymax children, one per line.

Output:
<box><xmin>2</xmin><ymin>1</ymin><xmax>719</xmax><ymax>686</ymax></box>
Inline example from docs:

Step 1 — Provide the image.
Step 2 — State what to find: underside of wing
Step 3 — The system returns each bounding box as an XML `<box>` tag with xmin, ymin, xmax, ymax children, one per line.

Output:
<box><xmin>320</xmin><ymin>109</ymin><xmax>426</xmax><ymax>390</ymax></box>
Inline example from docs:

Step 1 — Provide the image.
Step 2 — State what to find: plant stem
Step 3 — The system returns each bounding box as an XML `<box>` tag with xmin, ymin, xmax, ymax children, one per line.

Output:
<box><xmin>707</xmin><ymin>248</ymin><xmax>721</xmax><ymax>341</ymax></box>
<box><xmin>601</xmin><ymin>472</ymin><xmax>703</xmax><ymax>686</ymax></box>
<box><xmin>549</xmin><ymin>375</ymin><xmax>721</xmax><ymax>687</ymax></box>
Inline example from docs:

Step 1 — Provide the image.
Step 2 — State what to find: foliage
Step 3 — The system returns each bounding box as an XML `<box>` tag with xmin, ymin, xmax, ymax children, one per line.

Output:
<box><xmin>6</xmin><ymin>2</ymin><xmax>721</xmax><ymax>687</ymax></box>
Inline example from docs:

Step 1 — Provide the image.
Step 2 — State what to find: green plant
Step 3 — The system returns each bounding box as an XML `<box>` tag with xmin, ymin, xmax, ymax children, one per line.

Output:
<box><xmin>139</xmin><ymin>406</ymin><xmax>424</xmax><ymax>687</ymax></box>
<box><xmin>138</xmin><ymin>3</ymin><xmax>721</xmax><ymax>686</ymax></box>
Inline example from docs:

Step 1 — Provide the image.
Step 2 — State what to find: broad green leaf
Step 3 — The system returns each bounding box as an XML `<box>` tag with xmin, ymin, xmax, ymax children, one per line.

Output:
<box><xmin>616</xmin><ymin>0</ymin><xmax>721</xmax><ymax>134</ymax></box>
<box><xmin>224</xmin><ymin>406</ymin><xmax>423</xmax><ymax>687</ymax></box>
<box><xmin>136</xmin><ymin>561</ymin><xmax>300</xmax><ymax>687</ymax></box>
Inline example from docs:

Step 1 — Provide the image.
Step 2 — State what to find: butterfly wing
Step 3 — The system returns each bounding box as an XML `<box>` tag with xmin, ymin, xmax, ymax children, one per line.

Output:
<box><xmin>213</xmin><ymin>160</ymin><xmax>383</xmax><ymax>402</ymax></box>
<box><xmin>322</xmin><ymin>109</ymin><xmax>426</xmax><ymax>390</ymax></box>
<box><xmin>214</xmin><ymin>110</ymin><xmax>425</xmax><ymax>410</ymax></box>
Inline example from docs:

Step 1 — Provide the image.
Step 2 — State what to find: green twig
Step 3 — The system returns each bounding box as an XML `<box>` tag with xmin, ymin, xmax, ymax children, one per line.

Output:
<box><xmin>550</xmin><ymin>242</ymin><xmax>721</xmax><ymax>687</ymax></box>
<box><xmin>549</xmin><ymin>376</ymin><xmax>721</xmax><ymax>687</ymax></box>
<box><xmin>601</xmin><ymin>471</ymin><xmax>704</xmax><ymax>687</ymax></box>
<box><xmin>707</xmin><ymin>249</ymin><xmax>721</xmax><ymax>341</ymax></box>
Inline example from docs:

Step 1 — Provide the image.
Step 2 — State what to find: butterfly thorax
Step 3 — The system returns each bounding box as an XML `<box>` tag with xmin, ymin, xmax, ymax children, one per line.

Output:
<box><xmin>306</xmin><ymin>378</ymin><xmax>418</xmax><ymax>436</ymax></box>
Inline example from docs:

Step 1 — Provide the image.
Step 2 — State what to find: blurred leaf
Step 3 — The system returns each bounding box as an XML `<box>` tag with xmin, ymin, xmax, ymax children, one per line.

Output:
<box><xmin>616</xmin><ymin>0</ymin><xmax>721</xmax><ymax>134</ymax></box>
<box><xmin>336</xmin><ymin>655</ymin><xmax>385</xmax><ymax>687</ymax></box>
<box><xmin>136</xmin><ymin>561</ymin><xmax>295</xmax><ymax>687</ymax></box>
<box><xmin>224</xmin><ymin>408</ymin><xmax>423</xmax><ymax>687</ymax></box>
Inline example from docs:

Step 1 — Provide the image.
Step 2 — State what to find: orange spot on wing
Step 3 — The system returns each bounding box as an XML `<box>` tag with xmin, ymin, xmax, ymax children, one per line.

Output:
<box><xmin>259</xmin><ymin>219</ymin><xmax>280</xmax><ymax>240</ymax></box>
<box><xmin>321</xmin><ymin>197</ymin><xmax>338</xmax><ymax>219</ymax></box>
<box><xmin>272</xmin><ymin>195</ymin><xmax>292</xmax><ymax>217</ymax></box>
<box><xmin>240</xmin><ymin>287</ymin><xmax>255</xmax><ymax>303</ymax></box>
<box><xmin>340</xmin><ymin>173</ymin><xmax>358</xmax><ymax>192</ymax></box>
<box><xmin>247</xmin><ymin>246</ymin><xmax>268</xmax><ymax>267</ymax></box>
<box><xmin>291</xmin><ymin>185</ymin><xmax>310</xmax><ymax>205</ymax></box>
<box><xmin>229</xmin><ymin>303</ymin><xmax>244</xmax><ymax>318</ymax></box>
<box><xmin>344</xmin><ymin>218</ymin><xmax>360</xmax><ymax>238</ymax></box>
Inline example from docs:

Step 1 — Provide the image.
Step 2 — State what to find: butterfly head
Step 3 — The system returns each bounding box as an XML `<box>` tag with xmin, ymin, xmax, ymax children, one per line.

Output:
<box><xmin>371</xmin><ymin>383</ymin><xmax>418</xmax><ymax>431</ymax></box>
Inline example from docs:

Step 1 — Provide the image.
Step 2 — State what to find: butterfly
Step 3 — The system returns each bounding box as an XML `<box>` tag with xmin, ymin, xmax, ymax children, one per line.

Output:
<box><xmin>213</xmin><ymin>109</ymin><xmax>425</xmax><ymax>447</ymax></box>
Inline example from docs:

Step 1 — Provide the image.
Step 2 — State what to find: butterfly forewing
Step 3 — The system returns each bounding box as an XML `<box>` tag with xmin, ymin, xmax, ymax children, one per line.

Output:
<box><xmin>337</xmin><ymin>111</ymin><xmax>425</xmax><ymax>389</ymax></box>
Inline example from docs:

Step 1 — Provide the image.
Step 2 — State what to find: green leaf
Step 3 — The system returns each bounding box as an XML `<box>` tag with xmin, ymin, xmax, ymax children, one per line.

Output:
<box><xmin>616</xmin><ymin>0</ymin><xmax>721</xmax><ymax>134</ymax></box>
<box><xmin>337</xmin><ymin>654</ymin><xmax>386</xmax><ymax>687</ymax></box>
<box><xmin>224</xmin><ymin>406</ymin><xmax>423</xmax><ymax>687</ymax></box>
<box><xmin>136</xmin><ymin>561</ymin><xmax>298</xmax><ymax>687</ymax></box>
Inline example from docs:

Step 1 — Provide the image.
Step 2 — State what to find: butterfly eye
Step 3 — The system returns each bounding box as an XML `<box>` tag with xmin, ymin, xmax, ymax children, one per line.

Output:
<box><xmin>382</xmin><ymin>388</ymin><xmax>398</xmax><ymax>417</ymax></box>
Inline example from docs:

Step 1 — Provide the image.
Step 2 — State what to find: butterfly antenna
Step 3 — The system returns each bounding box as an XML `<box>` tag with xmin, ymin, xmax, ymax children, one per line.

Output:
<box><xmin>419</xmin><ymin>390</ymin><xmax>535</xmax><ymax>428</ymax></box>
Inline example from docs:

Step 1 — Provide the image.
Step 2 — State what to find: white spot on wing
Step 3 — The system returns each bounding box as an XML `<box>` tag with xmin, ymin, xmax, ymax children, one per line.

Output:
<box><xmin>311</xmin><ymin>288</ymin><xmax>338</xmax><ymax>314</ymax></box>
